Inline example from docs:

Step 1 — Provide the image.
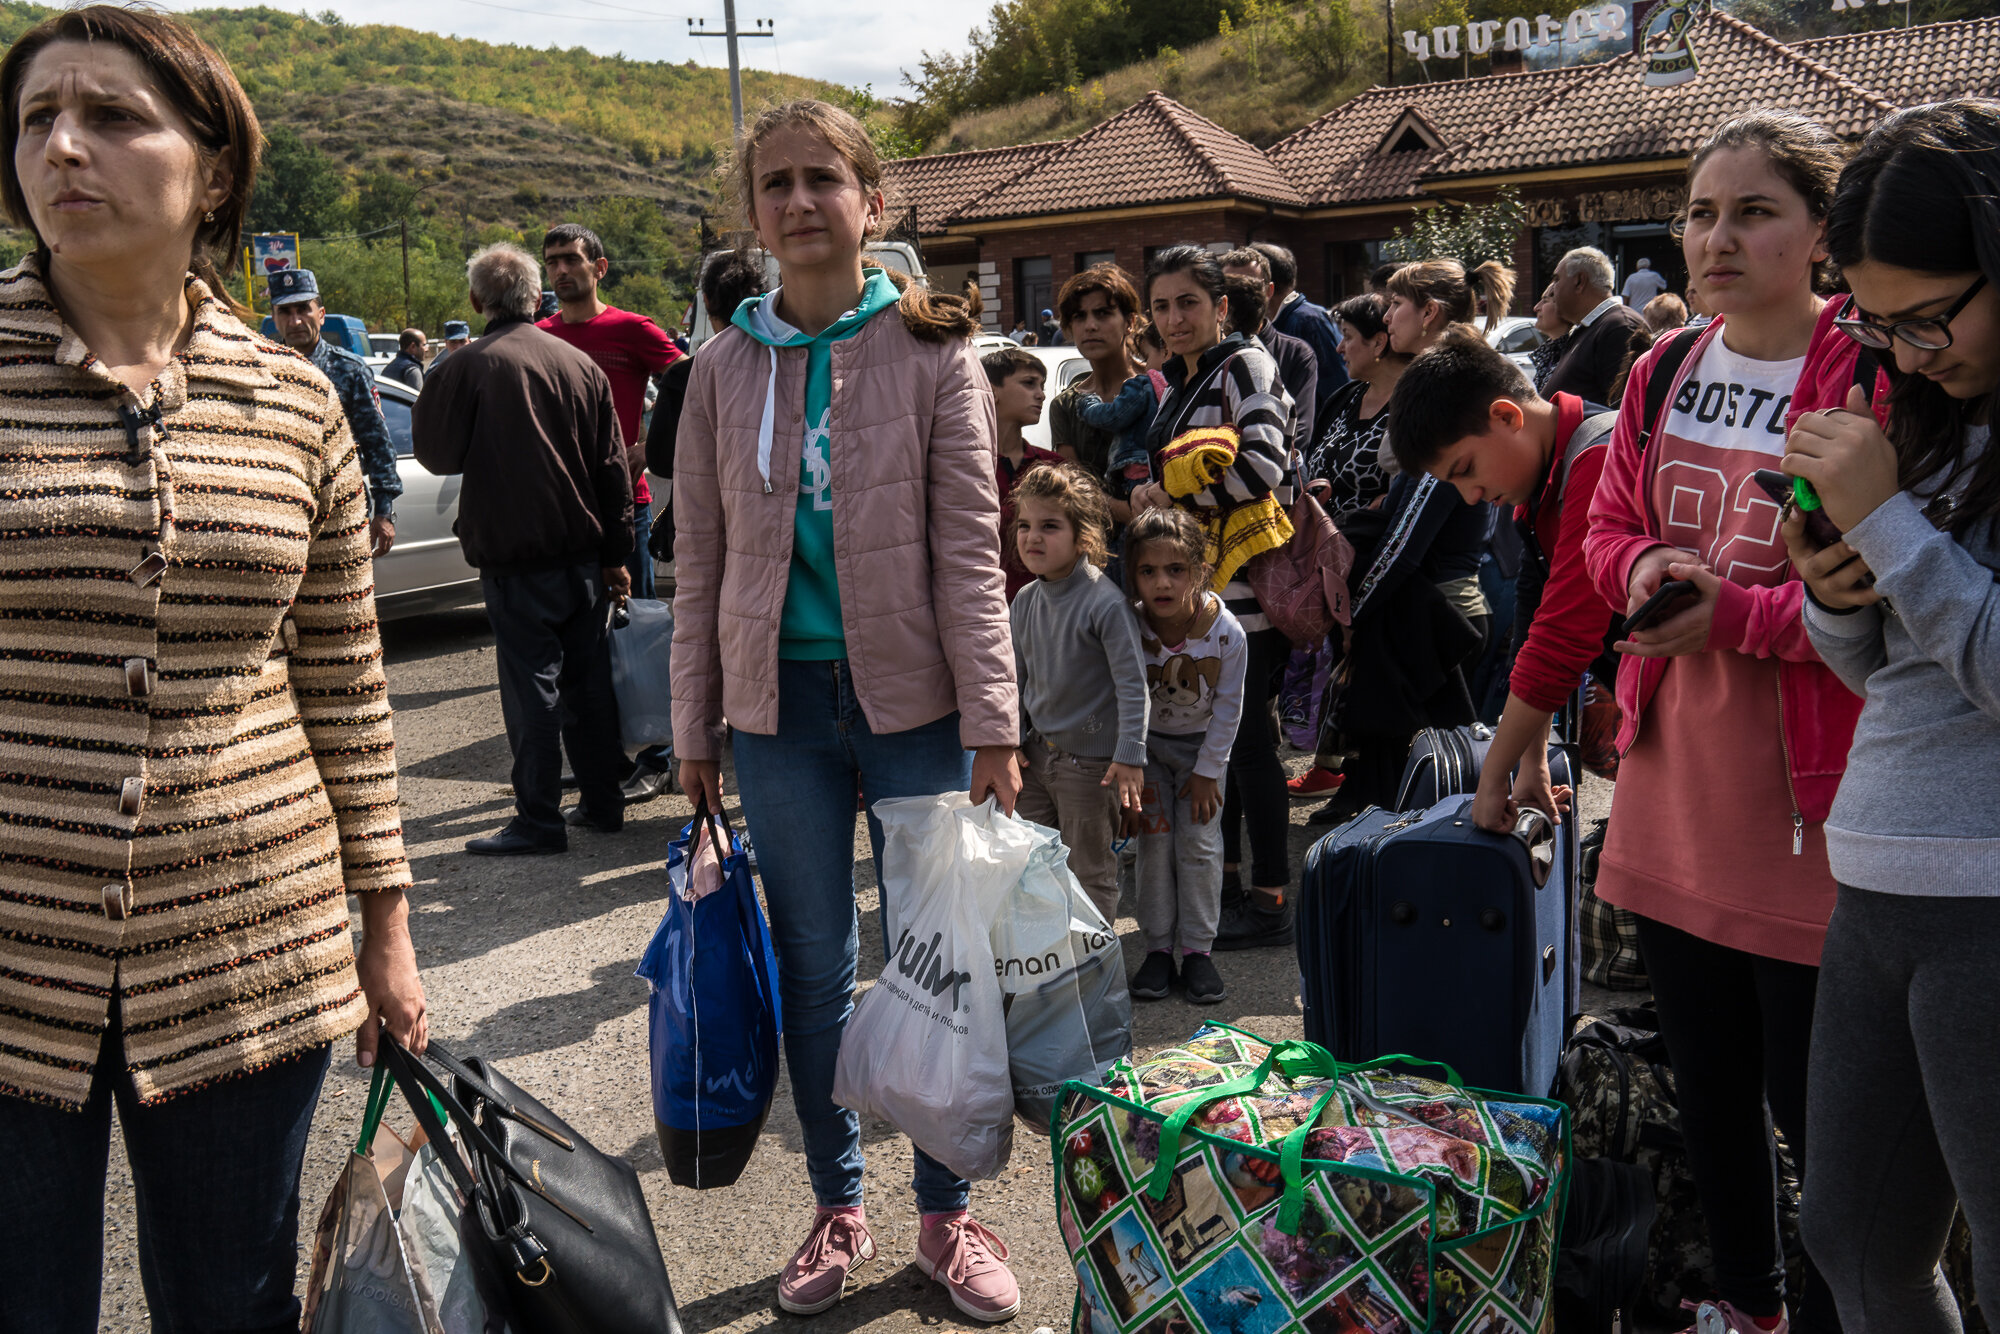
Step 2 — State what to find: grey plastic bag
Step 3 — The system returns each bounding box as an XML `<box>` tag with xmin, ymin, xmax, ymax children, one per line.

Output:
<box><xmin>607</xmin><ymin>597</ymin><xmax>674</xmax><ymax>755</ymax></box>
<box><xmin>993</xmin><ymin>819</ymin><xmax>1133</xmax><ymax>1132</ymax></box>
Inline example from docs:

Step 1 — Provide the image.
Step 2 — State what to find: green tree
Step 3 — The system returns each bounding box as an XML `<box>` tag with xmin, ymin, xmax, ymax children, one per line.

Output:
<box><xmin>354</xmin><ymin>170</ymin><xmax>419</xmax><ymax>238</ymax></box>
<box><xmin>1385</xmin><ymin>186</ymin><xmax>1526</xmax><ymax>269</ymax></box>
<box><xmin>246</xmin><ymin>125</ymin><xmax>347</xmax><ymax>237</ymax></box>
<box><xmin>1279</xmin><ymin>0</ymin><xmax>1362</xmax><ymax>79</ymax></box>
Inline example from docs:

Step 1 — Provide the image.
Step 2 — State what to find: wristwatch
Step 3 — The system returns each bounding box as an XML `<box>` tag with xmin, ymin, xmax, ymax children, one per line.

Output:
<box><xmin>375</xmin><ymin>505</ymin><xmax>396</xmax><ymax>523</ymax></box>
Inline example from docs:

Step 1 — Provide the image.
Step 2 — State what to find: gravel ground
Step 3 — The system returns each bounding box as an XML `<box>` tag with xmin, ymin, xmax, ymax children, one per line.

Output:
<box><xmin>95</xmin><ymin>605</ymin><xmax>1616</xmax><ymax>1331</ymax></box>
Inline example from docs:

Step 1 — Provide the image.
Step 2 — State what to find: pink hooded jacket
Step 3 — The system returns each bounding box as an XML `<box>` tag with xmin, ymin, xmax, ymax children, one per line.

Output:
<box><xmin>669</xmin><ymin>300</ymin><xmax>1018</xmax><ymax>762</ymax></box>
<box><xmin>1583</xmin><ymin>302</ymin><xmax>1882</xmax><ymax>822</ymax></box>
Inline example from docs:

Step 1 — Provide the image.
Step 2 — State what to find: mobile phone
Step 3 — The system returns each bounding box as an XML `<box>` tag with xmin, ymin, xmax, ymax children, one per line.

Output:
<box><xmin>1752</xmin><ymin>468</ymin><xmax>1842</xmax><ymax>548</ymax></box>
<box><xmin>1622</xmin><ymin>579</ymin><xmax>1698</xmax><ymax>636</ymax></box>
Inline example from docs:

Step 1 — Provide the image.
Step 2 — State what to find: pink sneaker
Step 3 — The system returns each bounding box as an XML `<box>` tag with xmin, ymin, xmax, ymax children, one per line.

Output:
<box><xmin>778</xmin><ymin>1207</ymin><xmax>876</xmax><ymax>1315</ymax></box>
<box><xmin>916</xmin><ymin>1211</ymin><xmax>1021</xmax><ymax>1322</ymax></box>
<box><xmin>1680</xmin><ymin>1299</ymin><xmax>1790</xmax><ymax>1334</ymax></box>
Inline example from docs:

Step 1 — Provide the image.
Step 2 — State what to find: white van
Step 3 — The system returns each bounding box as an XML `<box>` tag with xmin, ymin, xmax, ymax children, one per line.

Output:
<box><xmin>685</xmin><ymin>240</ymin><xmax>925</xmax><ymax>348</ymax></box>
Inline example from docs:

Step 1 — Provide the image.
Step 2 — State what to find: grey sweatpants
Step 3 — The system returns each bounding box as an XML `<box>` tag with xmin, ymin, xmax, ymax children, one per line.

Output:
<box><xmin>1133</xmin><ymin>731</ymin><xmax>1224</xmax><ymax>955</ymax></box>
<box><xmin>1803</xmin><ymin>885</ymin><xmax>2000</xmax><ymax>1334</ymax></box>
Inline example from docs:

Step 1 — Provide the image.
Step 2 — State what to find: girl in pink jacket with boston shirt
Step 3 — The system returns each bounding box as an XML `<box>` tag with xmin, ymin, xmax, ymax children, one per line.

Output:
<box><xmin>670</xmin><ymin>100</ymin><xmax>1024</xmax><ymax>1323</ymax></box>
<box><xmin>1583</xmin><ymin>111</ymin><xmax>1873</xmax><ymax>1334</ymax></box>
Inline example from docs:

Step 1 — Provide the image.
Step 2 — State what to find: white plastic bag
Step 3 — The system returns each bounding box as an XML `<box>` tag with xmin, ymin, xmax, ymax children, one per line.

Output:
<box><xmin>994</xmin><ymin>820</ymin><xmax>1133</xmax><ymax>1132</ymax></box>
<box><xmin>607</xmin><ymin>597</ymin><xmax>673</xmax><ymax>755</ymax></box>
<box><xmin>832</xmin><ymin>793</ymin><xmax>1027</xmax><ymax>1181</ymax></box>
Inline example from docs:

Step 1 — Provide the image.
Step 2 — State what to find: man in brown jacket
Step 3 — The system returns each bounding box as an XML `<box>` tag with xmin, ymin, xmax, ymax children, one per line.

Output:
<box><xmin>415</xmin><ymin>242</ymin><xmax>635</xmax><ymax>856</ymax></box>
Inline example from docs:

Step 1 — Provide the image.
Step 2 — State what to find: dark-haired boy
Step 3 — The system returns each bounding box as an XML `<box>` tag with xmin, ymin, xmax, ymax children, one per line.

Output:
<box><xmin>1389</xmin><ymin>328</ymin><xmax>1621</xmax><ymax>833</ymax></box>
<box><xmin>982</xmin><ymin>348</ymin><xmax>1065</xmax><ymax>601</ymax></box>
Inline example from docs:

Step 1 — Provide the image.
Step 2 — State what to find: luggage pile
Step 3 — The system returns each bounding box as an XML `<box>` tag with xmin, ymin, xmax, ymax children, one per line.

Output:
<box><xmin>1054</xmin><ymin>1024</ymin><xmax>1571</xmax><ymax>1334</ymax></box>
<box><xmin>1300</xmin><ymin>724</ymin><xmax>1580</xmax><ymax>1098</ymax></box>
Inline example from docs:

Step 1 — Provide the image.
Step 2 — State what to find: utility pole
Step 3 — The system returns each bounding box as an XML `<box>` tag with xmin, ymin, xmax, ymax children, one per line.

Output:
<box><xmin>400</xmin><ymin>217</ymin><xmax>411</xmax><ymax>331</ymax></box>
<box><xmin>689</xmin><ymin>4</ymin><xmax>775</xmax><ymax>134</ymax></box>
<box><xmin>1384</xmin><ymin>0</ymin><xmax>1395</xmax><ymax>84</ymax></box>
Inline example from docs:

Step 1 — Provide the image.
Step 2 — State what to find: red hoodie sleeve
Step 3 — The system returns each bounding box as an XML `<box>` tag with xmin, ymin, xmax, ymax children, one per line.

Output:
<box><xmin>1511</xmin><ymin>441</ymin><xmax>1618</xmax><ymax>711</ymax></box>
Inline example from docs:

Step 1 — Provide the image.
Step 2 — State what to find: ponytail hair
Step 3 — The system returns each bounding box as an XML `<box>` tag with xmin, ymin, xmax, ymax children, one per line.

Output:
<box><xmin>732</xmin><ymin>98</ymin><xmax>975</xmax><ymax>343</ymax></box>
<box><xmin>1385</xmin><ymin>257</ymin><xmax>1515</xmax><ymax>333</ymax></box>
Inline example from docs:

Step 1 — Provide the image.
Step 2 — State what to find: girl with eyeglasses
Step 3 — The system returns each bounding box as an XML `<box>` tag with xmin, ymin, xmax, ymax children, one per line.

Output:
<box><xmin>1583</xmin><ymin>110</ymin><xmax>1869</xmax><ymax>1334</ymax></box>
<box><xmin>1783</xmin><ymin>98</ymin><xmax>2000</xmax><ymax>1334</ymax></box>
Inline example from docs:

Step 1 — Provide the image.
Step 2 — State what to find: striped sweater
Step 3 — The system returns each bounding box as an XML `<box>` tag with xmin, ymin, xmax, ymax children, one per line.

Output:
<box><xmin>1144</xmin><ymin>334</ymin><xmax>1296</xmax><ymax>632</ymax></box>
<box><xmin>0</xmin><ymin>260</ymin><xmax>411</xmax><ymax>1109</ymax></box>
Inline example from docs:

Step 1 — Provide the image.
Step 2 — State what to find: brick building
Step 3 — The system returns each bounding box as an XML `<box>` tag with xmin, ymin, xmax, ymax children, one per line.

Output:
<box><xmin>884</xmin><ymin>13</ymin><xmax>2000</xmax><ymax>335</ymax></box>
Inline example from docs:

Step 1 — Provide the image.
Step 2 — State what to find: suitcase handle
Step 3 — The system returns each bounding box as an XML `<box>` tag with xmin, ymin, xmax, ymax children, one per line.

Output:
<box><xmin>1511</xmin><ymin>807</ymin><xmax>1555</xmax><ymax>889</ymax></box>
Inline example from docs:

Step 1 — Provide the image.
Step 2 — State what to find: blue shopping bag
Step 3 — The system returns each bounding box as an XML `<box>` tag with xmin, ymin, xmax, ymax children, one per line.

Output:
<box><xmin>635</xmin><ymin>799</ymin><xmax>782</xmax><ymax>1189</ymax></box>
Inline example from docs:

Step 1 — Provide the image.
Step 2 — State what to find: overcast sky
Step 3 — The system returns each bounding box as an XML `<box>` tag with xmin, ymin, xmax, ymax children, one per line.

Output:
<box><xmin>191</xmin><ymin>0</ymin><xmax>994</xmax><ymax>97</ymax></box>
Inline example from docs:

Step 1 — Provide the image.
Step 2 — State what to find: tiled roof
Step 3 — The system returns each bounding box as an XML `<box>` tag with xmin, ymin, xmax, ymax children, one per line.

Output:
<box><xmin>889</xmin><ymin>16</ymin><xmax>1993</xmax><ymax>228</ymax></box>
<box><xmin>1428</xmin><ymin>11</ymin><xmax>1897</xmax><ymax>178</ymax></box>
<box><xmin>950</xmin><ymin>91</ymin><xmax>1304</xmax><ymax>221</ymax></box>
<box><xmin>1269</xmin><ymin>69</ymin><xmax>1579</xmax><ymax>206</ymax></box>
<box><xmin>1794</xmin><ymin>15</ymin><xmax>2000</xmax><ymax>104</ymax></box>
<box><xmin>882</xmin><ymin>140</ymin><xmax>1064</xmax><ymax>236</ymax></box>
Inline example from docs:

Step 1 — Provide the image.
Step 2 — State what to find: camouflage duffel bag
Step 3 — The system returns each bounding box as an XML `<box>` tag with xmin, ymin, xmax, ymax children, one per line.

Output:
<box><xmin>1055</xmin><ymin>1024</ymin><xmax>1571</xmax><ymax>1334</ymax></box>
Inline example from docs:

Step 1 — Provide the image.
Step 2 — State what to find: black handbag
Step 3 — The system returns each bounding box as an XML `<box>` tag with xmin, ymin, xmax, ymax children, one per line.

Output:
<box><xmin>379</xmin><ymin>1036</ymin><xmax>685</xmax><ymax>1334</ymax></box>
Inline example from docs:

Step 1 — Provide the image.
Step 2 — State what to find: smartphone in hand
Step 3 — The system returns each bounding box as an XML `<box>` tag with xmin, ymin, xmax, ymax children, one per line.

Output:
<box><xmin>1623</xmin><ymin>579</ymin><xmax>1699</xmax><ymax>636</ymax></box>
<box><xmin>1753</xmin><ymin>468</ymin><xmax>1842</xmax><ymax>548</ymax></box>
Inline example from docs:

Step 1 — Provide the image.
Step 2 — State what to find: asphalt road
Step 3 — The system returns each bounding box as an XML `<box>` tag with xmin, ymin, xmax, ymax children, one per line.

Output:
<box><xmin>95</xmin><ymin>605</ymin><xmax>1616</xmax><ymax>1331</ymax></box>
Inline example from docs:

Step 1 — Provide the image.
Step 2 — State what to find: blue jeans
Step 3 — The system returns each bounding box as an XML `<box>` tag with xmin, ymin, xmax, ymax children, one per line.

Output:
<box><xmin>732</xmin><ymin>658</ymin><xmax>974</xmax><ymax>1214</ymax></box>
<box><xmin>0</xmin><ymin>1009</ymin><xmax>331</xmax><ymax>1333</ymax></box>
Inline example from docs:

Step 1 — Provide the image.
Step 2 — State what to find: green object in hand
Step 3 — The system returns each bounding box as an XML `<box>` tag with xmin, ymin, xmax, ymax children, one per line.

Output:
<box><xmin>1793</xmin><ymin>476</ymin><xmax>1824</xmax><ymax>512</ymax></box>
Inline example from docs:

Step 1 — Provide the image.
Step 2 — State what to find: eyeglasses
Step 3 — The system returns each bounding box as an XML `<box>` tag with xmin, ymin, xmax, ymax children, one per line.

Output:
<box><xmin>1833</xmin><ymin>274</ymin><xmax>1988</xmax><ymax>352</ymax></box>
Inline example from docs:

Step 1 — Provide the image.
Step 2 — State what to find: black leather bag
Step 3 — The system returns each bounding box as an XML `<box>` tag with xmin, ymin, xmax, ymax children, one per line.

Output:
<box><xmin>379</xmin><ymin>1037</ymin><xmax>684</xmax><ymax>1334</ymax></box>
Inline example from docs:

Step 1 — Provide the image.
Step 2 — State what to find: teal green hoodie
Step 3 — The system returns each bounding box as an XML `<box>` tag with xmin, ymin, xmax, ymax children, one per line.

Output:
<box><xmin>733</xmin><ymin>269</ymin><xmax>901</xmax><ymax>660</ymax></box>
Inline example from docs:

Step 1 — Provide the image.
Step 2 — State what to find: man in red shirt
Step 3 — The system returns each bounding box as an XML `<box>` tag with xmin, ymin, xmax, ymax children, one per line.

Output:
<box><xmin>539</xmin><ymin>223</ymin><xmax>684</xmax><ymax>802</ymax></box>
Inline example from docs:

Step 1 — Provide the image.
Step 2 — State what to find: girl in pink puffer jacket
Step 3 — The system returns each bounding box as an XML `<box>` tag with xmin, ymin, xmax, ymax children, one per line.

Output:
<box><xmin>669</xmin><ymin>99</ymin><xmax>1026</xmax><ymax>1324</ymax></box>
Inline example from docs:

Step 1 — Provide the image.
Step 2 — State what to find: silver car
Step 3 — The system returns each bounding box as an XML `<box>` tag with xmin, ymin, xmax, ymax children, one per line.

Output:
<box><xmin>371</xmin><ymin>378</ymin><xmax>482</xmax><ymax>620</ymax></box>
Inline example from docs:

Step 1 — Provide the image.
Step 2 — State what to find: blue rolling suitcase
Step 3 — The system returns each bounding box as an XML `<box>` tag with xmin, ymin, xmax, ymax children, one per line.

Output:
<box><xmin>1298</xmin><ymin>798</ymin><xmax>1573</xmax><ymax>1098</ymax></box>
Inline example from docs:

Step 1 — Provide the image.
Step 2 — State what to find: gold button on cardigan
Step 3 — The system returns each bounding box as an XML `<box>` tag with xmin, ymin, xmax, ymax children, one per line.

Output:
<box><xmin>0</xmin><ymin>260</ymin><xmax>411</xmax><ymax>1108</ymax></box>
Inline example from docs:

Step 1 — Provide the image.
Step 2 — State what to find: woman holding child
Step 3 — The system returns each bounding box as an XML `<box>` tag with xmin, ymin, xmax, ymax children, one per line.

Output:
<box><xmin>671</xmin><ymin>99</ymin><xmax>1023</xmax><ymax>1321</ymax></box>
<box><xmin>1128</xmin><ymin>245</ymin><xmax>1299</xmax><ymax>952</ymax></box>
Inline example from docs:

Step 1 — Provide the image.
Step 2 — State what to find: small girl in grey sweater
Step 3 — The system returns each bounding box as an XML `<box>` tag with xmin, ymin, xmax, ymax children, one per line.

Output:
<box><xmin>1009</xmin><ymin>464</ymin><xmax>1150</xmax><ymax>929</ymax></box>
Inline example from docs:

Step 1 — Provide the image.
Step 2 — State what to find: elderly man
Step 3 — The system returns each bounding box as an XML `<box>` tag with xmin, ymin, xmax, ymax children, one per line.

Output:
<box><xmin>382</xmin><ymin>328</ymin><xmax>427</xmax><ymax>390</ymax></box>
<box><xmin>1542</xmin><ymin>246</ymin><xmax>1651</xmax><ymax>407</ymax></box>
<box><xmin>414</xmin><ymin>243</ymin><xmax>634</xmax><ymax>857</ymax></box>
<box><xmin>269</xmin><ymin>267</ymin><xmax>401</xmax><ymax>555</ymax></box>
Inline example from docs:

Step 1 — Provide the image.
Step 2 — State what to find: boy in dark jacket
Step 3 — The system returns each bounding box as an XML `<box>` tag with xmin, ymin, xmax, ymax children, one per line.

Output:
<box><xmin>1389</xmin><ymin>326</ymin><xmax>1622</xmax><ymax>833</ymax></box>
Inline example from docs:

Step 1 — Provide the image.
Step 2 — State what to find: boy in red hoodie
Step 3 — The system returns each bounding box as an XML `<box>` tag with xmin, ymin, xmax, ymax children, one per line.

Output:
<box><xmin>1388</xmin><ymin>326</ymin><xmax>1619</xmax><ymax>831</ymax></box>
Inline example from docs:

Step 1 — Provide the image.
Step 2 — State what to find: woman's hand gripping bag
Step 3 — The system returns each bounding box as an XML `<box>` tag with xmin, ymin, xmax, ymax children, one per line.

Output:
<box><xmin>995</xmin><ymin>815</ymin><xmax>1133</xmax><ymax>1132</ymax></box>
<box><xmin>833</xmin><ymin>794</ymin><xmax>1027</xmax><ymax>1181</ymax></box>
<box><xmin>635</xmin><ymin>801</ymin><xmax>782</xmax><ymax>1188</ymax></box>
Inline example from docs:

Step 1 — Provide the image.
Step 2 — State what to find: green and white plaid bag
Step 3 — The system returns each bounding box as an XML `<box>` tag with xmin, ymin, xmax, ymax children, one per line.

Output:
<box><xmin>1054</xmin><ymin>1025</ymin><xmax>1570</xmax><ymax>1334</ymax></box>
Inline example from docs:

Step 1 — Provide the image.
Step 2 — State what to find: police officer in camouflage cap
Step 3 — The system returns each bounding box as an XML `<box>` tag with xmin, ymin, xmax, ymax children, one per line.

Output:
<box><xmin>269</xmin><ymin>268</ymin><xmax>402</xmax><ymax>555</ymax></box>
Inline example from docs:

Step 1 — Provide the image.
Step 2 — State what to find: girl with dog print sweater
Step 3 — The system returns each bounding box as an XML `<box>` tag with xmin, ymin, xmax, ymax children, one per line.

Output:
<box><xmin>1125</xmin><ymin>509</ymin><xmax>1247</xmax><ymax>1006</ymax></box>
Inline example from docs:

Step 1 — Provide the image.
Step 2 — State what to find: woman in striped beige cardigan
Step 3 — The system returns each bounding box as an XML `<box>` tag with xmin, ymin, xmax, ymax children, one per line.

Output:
<box><xmin>0</xmin><ymin>8</ymin><xmax>426</xmax><ymax>1324</ymax></box>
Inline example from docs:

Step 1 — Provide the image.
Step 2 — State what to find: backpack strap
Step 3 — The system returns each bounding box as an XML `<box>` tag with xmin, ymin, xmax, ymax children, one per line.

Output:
<box><xmin>1558</xmin><ymin>411</ymin><xmax>1620</xmax><ymax>508</ymax></box>
<box><xmin>1637</xmin><ymin>327</ymin><xmax>1702</xmax><ymax>451</ymax></box>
